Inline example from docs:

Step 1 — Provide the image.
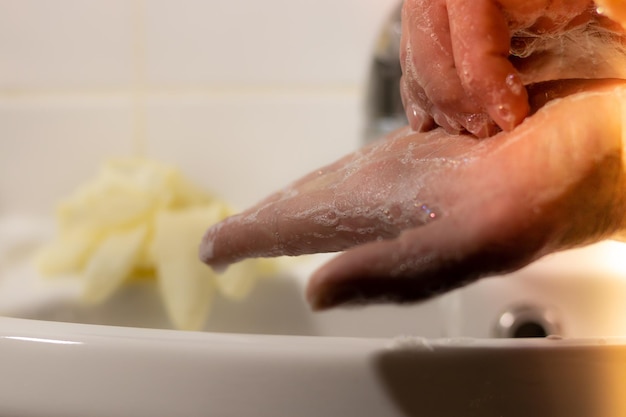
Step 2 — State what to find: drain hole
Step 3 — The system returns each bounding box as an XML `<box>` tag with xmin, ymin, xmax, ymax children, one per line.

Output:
<box><xmin>512</xmin><ymin>321</ymin><xmax>548</xmax><ymax>338</ymax></box>
<box><xmin>494</xmin><ymin>305</ymin><xmax>561</xmax><ymax>338</ymax></box>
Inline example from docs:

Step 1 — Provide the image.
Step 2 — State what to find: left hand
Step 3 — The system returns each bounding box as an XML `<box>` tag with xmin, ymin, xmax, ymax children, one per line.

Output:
<box><xmin>200</xmin><ymin>79</ymin><xmax>626</xmax><ymax>310</ymax></box>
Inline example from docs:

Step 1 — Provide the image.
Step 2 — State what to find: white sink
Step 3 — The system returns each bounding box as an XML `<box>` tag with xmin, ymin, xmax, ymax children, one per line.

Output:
<box><xmin>2</xmin><ymin>213</ymin><xmax>626</xmax><ymax>416</ymax></box>
<box><xmin>0</xmin><ymin>316</ymin><xmax>625</xmax><ymax>417</ymax></box>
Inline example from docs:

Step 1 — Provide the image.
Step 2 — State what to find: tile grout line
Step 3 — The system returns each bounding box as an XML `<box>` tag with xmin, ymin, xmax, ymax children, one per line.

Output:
<box><xmin>0</xmin><ymin>85</ymin><xmax>362</xmax><ymax>100</ymax></box>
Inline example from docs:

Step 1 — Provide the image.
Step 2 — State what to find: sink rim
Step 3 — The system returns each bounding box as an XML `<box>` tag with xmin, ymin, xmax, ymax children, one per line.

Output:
<box><xmin>2</xmin><ymin>316</ymin><xmax>626</xmax><ymax>417</ymax></box>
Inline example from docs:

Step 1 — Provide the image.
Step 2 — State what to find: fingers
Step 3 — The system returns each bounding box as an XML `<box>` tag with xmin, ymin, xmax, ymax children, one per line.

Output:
<box><xmin>307</xmin><ymin>79</ymin><xmax>626</xmax><ymax>311</ymax></box>
<box><xmin>306</xmin><ymin>191</ymin><xmax>539</xmax><ymax>310</ymax></box>
<box><xmin>199</xmin><ymin>152</ymin><xmax>369</xmax><ymax>268</ymax></box>
<box><xmin>199</xmin><ymin>190</ymin><xmax>345</xmax><ymax>269</ymax></box>
<box><xmin>201</xmin><ymin>80</ymin><xmax>626</xmax><ymax>308</ymax></box>
<box><xmin>400</xmin><ymin>74</ymin><xmax>435</xmax><ymax>132</ymax></box>
<box><xmin>447</xmin><ymin>0</ymin><xmax>530</xmax><ymax>131</ymax></box>
<box><xmin>401</xmin><ymin>0</ymin><xmax>597</xmax><ymax>136</ymax></box>
<box><xmin>401</xmin><ymin>0</ymin><xmax>485</xmax><ymax>135</ymax></box>
<box><xmin>199</xmin><ymin>181</ymin><xmax>408</xmax><ymax>269</ymax></box>
<box><xmin>401</xmin><ymin>0</ymin><xmax>503</xmax><ymax>137</ymax></box>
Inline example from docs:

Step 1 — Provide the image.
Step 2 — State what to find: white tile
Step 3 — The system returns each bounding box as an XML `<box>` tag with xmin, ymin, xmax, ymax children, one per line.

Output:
<box><xmin>0</xmin><ymin>96</ymin><xmax>135</xmax><ymax>214</ymax></box>
<box><xmin>144</xmin><ymin>91</ymin><xmax>363</xmax><ymax>208</ymax></box>
<box><xmin>0</xmin><ymin>0</ymin><xmax>135</xmax><ymax>90</ymax></box>
<box><xmin>143</xmin><ymin>0</ymin><xmax>399</xmax><ymax>88</ymax></box>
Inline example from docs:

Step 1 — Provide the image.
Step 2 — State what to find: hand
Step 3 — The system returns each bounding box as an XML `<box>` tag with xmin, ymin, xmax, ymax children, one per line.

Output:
<box><xmin>400</xmin><ymin>0</ymin><xmax>603</xmax><ymax>137</ymax></box>
<box><xmin>200</xmin><ymin>80</ymin><xmax>626</xmax><ymax>310</ymax></box>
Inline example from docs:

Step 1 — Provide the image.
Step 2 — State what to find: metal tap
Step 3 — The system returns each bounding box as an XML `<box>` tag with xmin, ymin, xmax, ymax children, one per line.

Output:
<box><xmin>363</xmin><ymin>3</ymin><xmax>406</xmax><ymax>144</ymax></box>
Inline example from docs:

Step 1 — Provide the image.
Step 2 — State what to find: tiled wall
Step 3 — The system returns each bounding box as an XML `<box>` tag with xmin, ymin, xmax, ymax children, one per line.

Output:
<box><xmin>0</xmin><ymin>0</ymin><xmax>399</xmax><ymax>214</ymax></box>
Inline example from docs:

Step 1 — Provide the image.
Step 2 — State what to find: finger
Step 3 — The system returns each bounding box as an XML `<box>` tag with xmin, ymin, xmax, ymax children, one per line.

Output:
<box><xmin>199</xmin><ymin>188</ymin><xmax>350</xmax><ymax>269</ymax></box>
<box><xmin>446</xmin><ymin>0</ymin><xmax>530</xmax><ymax>131</ymax></box>
<box><xmin>401</xmin><ymin>0</ymin><xmax>487</xmax><ymax>133</ymax></box>
<box><xmin>400</xmin><ymin>74</ymin><xmax>435</xmax><ymax>132</ymax></box>
<box><xmin>199</xmin><ymin>124</ymin><xmax>460</xmax><ymax>269</ymax></box>
<box><xmin>307</xmin><ymin>79</ymin><xmax>626</xmax><ymax>310</ymax></box>
<box><xmin>432</xmin><ymin>108</ymin><xmax>463</xmax><ymax>134</ymax></box>
<box><xmin>202</xmin><ymin>80</ymin><xmax>626</xmax><ymax>275</ymax></box>
<box><xmin>399</xmin><ymin>3</ymin><xmax>436</xmax><ymax>132</ymax></box>
<box><xmin>306</xmin><ymin>190</ymin><xmax>541</xmax><ymax>310</ymax></box>
<box><xmin>199</xmin><ymin>143</ymin><xmax>414</xmax><ymax>268</ymax></box>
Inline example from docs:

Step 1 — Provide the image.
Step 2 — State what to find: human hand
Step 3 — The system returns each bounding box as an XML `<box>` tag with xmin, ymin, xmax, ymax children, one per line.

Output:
<box><xmin>399</xmin><ymin>0</ymin><xmax>612</xmax><ymax>137</ymax></box>
<box><xmin>200</xmin><ymin>80</ymin><xmax>626</xmax><ymax>310</ymax></box>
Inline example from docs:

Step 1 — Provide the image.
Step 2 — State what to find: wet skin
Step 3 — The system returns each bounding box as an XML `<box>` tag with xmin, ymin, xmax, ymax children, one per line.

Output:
<box><xmin>201</xmin><ymin>79</ymin><xmax>626</xmax><ymax>310</ymax></box>
<box><xmin>399</xmin><ymin>0</ymin><xmax>625</xmax><ymax>136</ymax></box>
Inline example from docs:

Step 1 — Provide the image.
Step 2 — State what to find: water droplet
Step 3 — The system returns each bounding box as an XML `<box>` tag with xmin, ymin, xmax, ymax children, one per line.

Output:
<box><xmin>596</xmin><ymin>5</ymin><xmax>605</xmax><ymax>15</ymax></box>
<box><xmin>495</xmin><ymin>104</ymin><xmax>514</xmax><ymax>125</ymax></box>
<box><xmin>416</xmin><ymin>203</ymin><xmax>441</xmax><ymax>224</ymax></box>
<box><xmin>505</xmin><ymin>73</ymin><xmax>523</xmax><ymax>95</ymax></box>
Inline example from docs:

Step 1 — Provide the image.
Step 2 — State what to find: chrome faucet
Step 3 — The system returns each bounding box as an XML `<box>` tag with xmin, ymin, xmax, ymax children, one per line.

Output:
<box><xmin>363</xmin><ymin>3</ymin><xmax>406</xmax><ymax>144</ymax></box>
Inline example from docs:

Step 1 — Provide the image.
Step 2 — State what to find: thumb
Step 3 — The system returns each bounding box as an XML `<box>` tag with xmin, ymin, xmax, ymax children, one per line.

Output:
<box><xmin>306</xmin><ymin>192</ymin><xmax>550</xmax><ymax>311</ymax></box>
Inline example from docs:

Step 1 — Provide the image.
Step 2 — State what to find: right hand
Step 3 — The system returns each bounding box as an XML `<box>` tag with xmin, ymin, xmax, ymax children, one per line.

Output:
<box><xmin>400</xmin><ymin>0</ymin><xmax>603</xmax><ymax>137</ymax></box>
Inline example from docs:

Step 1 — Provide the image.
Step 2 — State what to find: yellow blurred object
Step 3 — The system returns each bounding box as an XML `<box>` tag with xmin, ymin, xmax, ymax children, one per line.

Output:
<box><xmin>36</xmin><ymin>158</ymin><xmax>280</xmax><ymax>330</ymax></box>
<box><xmin>150</xmin><ymin>206</ymin><xmax>224</xmax><ymax>331</ymax></box>
<box><xmin>83</xmin><ymin>224</ymin><xmax>148</xmax><ymax>304</ymax></box>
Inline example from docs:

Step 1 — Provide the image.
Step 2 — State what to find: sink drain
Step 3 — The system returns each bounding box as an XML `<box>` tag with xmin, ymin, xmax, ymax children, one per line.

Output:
<box><xmin>494</xmin><ymin>305</ymin><xmax>562</xmax><ymax>338</ymax></box>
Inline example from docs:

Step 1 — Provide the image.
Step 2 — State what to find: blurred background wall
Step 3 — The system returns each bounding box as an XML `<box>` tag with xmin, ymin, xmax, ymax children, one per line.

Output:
<box><xmin>0</xmin><ymin>0</ymin><xmax>398</xmax><ymax>214</ymax></box>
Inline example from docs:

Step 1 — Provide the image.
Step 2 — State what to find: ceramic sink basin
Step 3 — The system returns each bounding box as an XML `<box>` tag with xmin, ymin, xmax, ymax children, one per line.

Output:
<box><xmin>1</xmin><ymin>216</ymin><xmax>626</xmax><ymax>417</ymax></box>
<box><xmin>0</xmin><ymin>316</ymin><xmax>625</xmax><ymax>417</ymax></box>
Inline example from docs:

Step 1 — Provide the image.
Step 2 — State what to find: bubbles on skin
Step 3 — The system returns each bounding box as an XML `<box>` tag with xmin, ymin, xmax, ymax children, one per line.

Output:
<box><xmin>292</xmin><ymin>196</ymin><xmax>442</xmax><ymax>250</ymax></box>
<box><xmin>400</xmin><ymin>141</ymin><xmax>418</xmax><ymax>165</ymax></box>
<box><xmin>203</xmin><ymin>126</ymin><xmax>469</xmax><ymax>264</ymax></box>
<box><xmin>505</xmin><ymin>73</ymin><xmax>524</xmax><ymax>96</ymax></box>
<box><xmin>312</xmin><ymin>209</ymin><xmax>340</xmax><ymax>228</ymax></box>
<box><xmin>491</xmin><ymin>19</ymin><xmax>626</xmax><ymax>131</ymax></box>
<box><xmin>512</xmin><ymin>22</ymin><xmax>626</xmax><ymax>85</ymax></box>
<box><xmin>430</xmin><ymin>108</ymin><xmax>456</xmax><ymax>134</ymax></box>
<box><xmin>464</xmin><ymin>113</ymin><xmax>492</xmax><ymax>137</ymax></box>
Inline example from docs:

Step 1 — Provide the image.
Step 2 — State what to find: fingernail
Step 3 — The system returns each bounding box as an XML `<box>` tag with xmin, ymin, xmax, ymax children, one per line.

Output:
<box><xmin>486</xmin><ymin>73</ymin><xmax>528</xmax><ymax>131</ymax></box>
<box><xmin>464</xmin><ymin>113</ymin><xmax>499</xmax><ymax>138</ymax></box>
<box><xmin>487</xmin><ymin>103</ymin><xmax>516</xmax><ymax>131</ymax></box>
<box><xmin>433</xmin><ymin>110</ymin><xmax>461</xmax><ymax>135</ymax></box>
<box><xmin>406</xmin><ymin>103</ymin><xmax>427</xmax><ymax>131</ymax></box>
